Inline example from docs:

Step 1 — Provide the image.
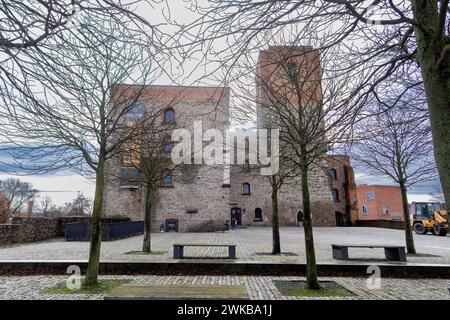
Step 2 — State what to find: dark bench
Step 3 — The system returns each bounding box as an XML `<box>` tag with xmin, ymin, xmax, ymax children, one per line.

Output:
<box><xmin>332</xmin><ymin>244</ymin><xmax>407</xmax><ymax>262</ymax></box>
<box><xmin>173</xmin><ymin>243</ymin><xmax>236</xmax><ymax>259</ymax></box>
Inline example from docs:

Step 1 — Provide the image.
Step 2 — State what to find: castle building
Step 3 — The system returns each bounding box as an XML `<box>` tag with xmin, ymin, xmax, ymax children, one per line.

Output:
<box><xmin>102</xmin><ymin>47</ymin><xmax>356</xmax><ymax>231</ymax></box>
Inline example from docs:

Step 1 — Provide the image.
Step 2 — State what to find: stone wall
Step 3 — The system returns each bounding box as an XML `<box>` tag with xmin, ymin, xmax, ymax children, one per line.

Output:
<box><xmin>230</xmin><ymin>162</ymin><xmax>335</xmax><ymax>227</ymax></box>
<box><xmin>0</xmin><ymin>216</ymin><xmax>129</xmax><ymax>245</ymax></box>
<box><xmin>102</xmin><ymin>86</ymin><xmax>231</xmax><ymax>232</ymax></box>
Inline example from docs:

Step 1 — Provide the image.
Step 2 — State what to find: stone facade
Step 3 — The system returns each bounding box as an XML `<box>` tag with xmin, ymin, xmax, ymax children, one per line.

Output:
<box><xmin>102</xmin><ymin>84</ymin><xmax>337</xmax><ymax>231</ymax></box>
<box><xmin>102</xmin><ymin>48</ymin><xmax>343</xmax><ymax>231</ymax></box>
<box><xmin>230</xmin><ymin>164</ymin><xmax>335</xmax><ymax>227</ymax></box>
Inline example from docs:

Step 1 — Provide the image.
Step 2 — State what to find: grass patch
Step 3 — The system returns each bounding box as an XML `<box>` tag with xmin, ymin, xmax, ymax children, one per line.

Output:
<box><xmin>123</xmin><ymin>250</ymin><xmax>167</xmax><ymax>255</ymax></box>
<box><xmin>273</xmin><ymin>280</ymin><xmax>353</xmax><ymax>297</ymax></box>
<box><xmin>41</xmin><ymin>279</ymin><xmax>130</xmax><ymax>295</ymax></box>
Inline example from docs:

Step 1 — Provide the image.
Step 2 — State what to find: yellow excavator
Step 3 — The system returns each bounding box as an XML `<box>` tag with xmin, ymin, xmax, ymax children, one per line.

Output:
<box><xmin>411</xmin><ymin>202</ymin><xmax>448</xmax><ymax>236</ymax></box>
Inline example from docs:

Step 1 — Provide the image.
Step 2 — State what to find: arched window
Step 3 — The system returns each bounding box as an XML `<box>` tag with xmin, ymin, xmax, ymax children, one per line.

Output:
<box><xmin>163</xmin><ymin>108</ymin><xmax>175</xmax><ymax>124</ymax></box>
<box><xmin>163</xmin><ymin>137</ymin><xmax>173</xmax><ymax>153</ymax></box>
<box><xmin>242</xmin><ymin>183</ymin><xmax>250</xmax><ymax>195</ymax></box>
<box><xmin>162</xmin><ymin>170</ymin><xmax>173</xmax><ymax>187</ymax></box>
<box><xmin>331</xmin><ymin>188</ymin><xmax>339</xmax><ymax>202</ymax></box>
<box><xmin>254</xmin><ymin>208</ymin><xmax>263</xmax><ymax>221</ymax></box>
<box><xmin>329</xmin><ymin>168</ymin><xmax>337</xmax><ymax>180</ymax></box>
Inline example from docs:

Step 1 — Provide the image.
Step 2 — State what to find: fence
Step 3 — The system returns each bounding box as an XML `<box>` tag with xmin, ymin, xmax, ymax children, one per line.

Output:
<box><xmin>65</xmin><ymin>220</ymin><xmax>144</xmax><ymax>241</ymax></box>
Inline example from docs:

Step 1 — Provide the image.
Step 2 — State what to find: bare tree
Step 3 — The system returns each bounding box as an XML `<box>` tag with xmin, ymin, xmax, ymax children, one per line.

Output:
<box><xmin>428</xmin><ymin>185</ymin><xmax>446</xmax><ymax>205</ymax></box>
<box><xmin>0</xmin><ymin>193</ymin><xmax>8</xmax><ymax>223</ymax></box>
<box><xmin>0</xmin><ymin>14</ymin><xmax>161</xmax><ymax>286</ymax></box>
<box><xmin>173</xmin><ymin>0</ymin><xmax>450</xmax><ymax>207</ymax></box>
<box><xmin>112</xmin><ymin>96</ymin><xmax>182</xmax><ymax>253</ymax></box>
<box><xmin>40</xmin><ymin>195</ymin><xmax>55</xmax><ymax>216</ymax></box>
<box><xmin>230</xmin><ymin>45</ymin><xmax>359</xmax><ymax>289</ymax></box>
<box><xmin>0</xmin><ymin>178</ymin><xmax>38</xmax><ymax>217</ymax></box>
<box><xmin>268</xmin><ymin>165</ymin><xmax>298</xmax><ymax>255</ymax></box>
<box><xmin>0</xmin><ymin>1</ymin><xmax>161</xmax><ymax>103</ymax></box>
<box><xmin>353</xmin><ymin>103</ymin><xmax>436</xmax><ymax>254</ymax></box>
<box><xmin>64</xmin><ymin>192</ymin><xmax>92</xmax><ymax>216</ymax></box>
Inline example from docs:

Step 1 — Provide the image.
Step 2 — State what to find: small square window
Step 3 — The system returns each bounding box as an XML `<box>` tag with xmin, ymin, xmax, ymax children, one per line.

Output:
<box><xmin>366</xmin><ymin>191</ymin><xmax>375</xmax><ymax>200</ymax></box>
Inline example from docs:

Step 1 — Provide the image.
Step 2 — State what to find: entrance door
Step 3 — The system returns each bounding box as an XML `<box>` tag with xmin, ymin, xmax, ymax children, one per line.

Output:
<box><xmin>335</xmin><ymin>212</ymin><xmax>344</xmax><ymax>226</ymax></box>
<box><xmin>297</xmin><ymin>211</ymin><xmax>304</xmax><ymax>226</ymax></box>
<box><xmin>231</xmin><ymin>207</ymin><xmax>242</xmax><ymax>226</ymax></box>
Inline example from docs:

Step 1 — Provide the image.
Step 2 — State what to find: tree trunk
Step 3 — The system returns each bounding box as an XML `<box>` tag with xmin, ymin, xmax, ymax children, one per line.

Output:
<box><xmin>400</xmin><ymin>183</ymin><xmax>416</xmax><ymax>254</ymax></box>
<box><xmin>84</xmin><ymin>154</ymin><xmax>106</xmax><ymax>286</ymax></box>
<box><xmin>412</xmin><ymin>1</ymin><xmax>450</xmax><ymax>206</ymax></box>
<box><xmin>142</xmin><ymin>183</ymin><xmax>153</xmax><ymax>253</ymax></box>
<box><xmin>271</xmin><ymin>179</ymin><xmax>281</xmax><ymax>255</ymax></box>
<box><xmin>300</xmin><ymin>162</ymin><xmax>320</xmax><ymax>290</ymax></box>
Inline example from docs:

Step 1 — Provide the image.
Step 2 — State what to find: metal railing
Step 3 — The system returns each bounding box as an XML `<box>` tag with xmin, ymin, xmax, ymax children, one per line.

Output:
<box><xmin>65</xmin><ymin>220</ymin><xmax>144</xmax><ymax>241</ymax></box>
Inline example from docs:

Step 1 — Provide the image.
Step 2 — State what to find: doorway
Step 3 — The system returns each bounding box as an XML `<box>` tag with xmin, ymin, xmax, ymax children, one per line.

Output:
<box><xmin>297</xmin><ymin>210</ymin><xmax>304</xmax><ymax>226</ymax></box>
<box><xmin>231</xmin><ymin>207</ymin><xmax>242</xmax><ymax>226</ymax></box>
<box><xmin>335</xmin><ymin>212</ymin><xmax>345</xmax><ymax>226</ymax></box>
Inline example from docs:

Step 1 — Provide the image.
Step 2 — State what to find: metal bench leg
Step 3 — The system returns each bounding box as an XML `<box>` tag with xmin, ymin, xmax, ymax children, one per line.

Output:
<box><xmin>228</xmin><ymin>246</ymin><xmax>236</xmax><ymax>259</ymax></box>
<box><xmin>173</xmin><ymin>246</ymin><xmax>184</xmax><ymax>259</ymax></box>
<box><xmin>384</xmin><ymin>247</ymin><xmax>406</xmax><ymax>262</ymax></box>
<box><xmin>332</xmin><ymin>246</ymin><xmax>349</xmax><ymax>260</ymax></box>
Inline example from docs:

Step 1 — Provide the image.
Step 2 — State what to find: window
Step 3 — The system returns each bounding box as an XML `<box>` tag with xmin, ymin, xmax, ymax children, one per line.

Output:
<box><xmin>287</xmin><ymin>60</ymin><xmax>299</xmax><ymax>83</ymax></box>
<box><xmin>161</xmin><ymin>170</ymin><xmax>173</xmax><ymax>187</ymax></box>
<box><xmin>126</xmin><ymin>102</ymin><xmax>145</xmax><ymax>121</ymax></box>
<box><xmin>163</xmin><ymin>137</ymin><xmax>173</xmax><ymax>153</ymax></box>
<box><xmin>362</xmin><ymin>205</ymin><xmax>368</xmax><ymax>215</ymax></box>
<box><xmin>331</xmin><ymin>189</ymin><xmax>339</xmax><ymax>202</ymax></box>
<box><xmin>242</xmin><ymin>183</ymin><xmax>250</xmax><ymax>195</ymax></box>
<box><xmin>366</xmin><ymin>191</ymin><xmax>375</xmax><ymax>200</ymax></box>
<box><xmin>163</xmin><ymin>108</ymin><xmax>175</xmax><ymax>124</ymax></box>
<box><xmin>121</xmin><ymin>136</ymin><xmax>140</xmax><ymax>167</ymax></box>
<box><xmin>382</xmin><ymin>204</ymin><xmax>389</xmax><ymax>215</ymax></box>
<box><xmin>329</xmin><ymin>169</ymin><xmax>337</xmax><ymax>180</ymax></box>
<box><xmin>254</xmin><ymin>208</ymin><xmax>263</xmax><ymax>221</ymax></box>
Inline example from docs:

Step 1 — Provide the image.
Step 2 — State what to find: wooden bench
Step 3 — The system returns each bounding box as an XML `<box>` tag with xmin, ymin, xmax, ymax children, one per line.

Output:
<box><xmin>173</xmin><ymin>243</ymin><xmax>236</xmax><ymax>259</ymax></box>
<box><xmin>104</xmin><ymin>284</ymin><xmax>249</xmax><ymax>300</ymax></box>
<box><xmin>332</xmin><ymin>244</ymin><xmax>407</xmax><ymax>262</ymax></box>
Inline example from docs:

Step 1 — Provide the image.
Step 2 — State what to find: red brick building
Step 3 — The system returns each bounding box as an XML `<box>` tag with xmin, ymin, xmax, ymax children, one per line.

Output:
<box><xmin>356</xmin><ymin>184</ymin><xmax>404</xmax><ymax>221</ymax></box>
<box><xmin>326</xmin><ymin>155</ymin><xmax>358</xmax><ymax>226</ymax></box>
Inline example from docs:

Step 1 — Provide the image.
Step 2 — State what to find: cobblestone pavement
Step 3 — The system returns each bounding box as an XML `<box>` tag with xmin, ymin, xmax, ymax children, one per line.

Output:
<box><xmin>1</xmin><ymin>227</ymin><xmax>449</xmax><ymax>264</ymax></box>
<box><xmin>0</xmin><ymin>275</ymin><xmax>449</xmax><ymax>300</ymax></box>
